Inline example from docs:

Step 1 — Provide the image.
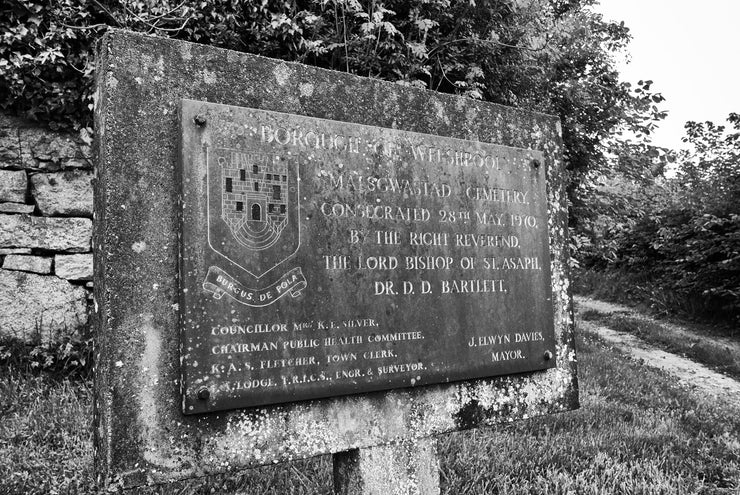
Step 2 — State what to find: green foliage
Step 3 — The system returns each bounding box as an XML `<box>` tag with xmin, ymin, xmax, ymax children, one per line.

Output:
<box><xmin>679</xmin><ymin>112</ymin><xmax>740</xmax><ymax>215</ymax></box>
<box><xmin>577</xmin><ymin>114</ymin><xmax>740</xmax><ymax>322</ymax></box>
<box><xmin>0</xmin><ymin>0</ymin><xmax>665</xmax><ymax>202</ymax></box>
<box><xmin>0</xmin><ymin>335</ymin><xmax>93</xmax><ymax>379</ymax></box>
<box><xmin>0</xmin><ymin>0</ymin><xmax>104</xmax><ymax>129</ymax></box>
<box><xmin>617</xmin><ymin>211</ymin><xmax>740</xmax><ymax>314</ymax></box>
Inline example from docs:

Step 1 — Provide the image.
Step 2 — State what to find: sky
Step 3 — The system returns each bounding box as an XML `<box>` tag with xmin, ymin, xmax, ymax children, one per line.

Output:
<box><xmin>595</xmin><ymin>1</ymin><xmax>740</xmax><ymax>151</ymax></box>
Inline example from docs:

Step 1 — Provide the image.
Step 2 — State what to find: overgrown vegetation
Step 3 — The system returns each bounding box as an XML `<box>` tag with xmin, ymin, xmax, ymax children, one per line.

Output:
<box><xmin>0</xmin><ymin>334</ymin><xmax>93</xmax><ymax>379</ymax></box>
<box><xmin>0</xmin><ymin>0</ymin><xmax>666</xmax><ymax>206</ymax></box>
<box><xmin>576</xmin><ymin>114</ymin><xmax>740</xmax><ymax>323</ymax></box>
<box><xmin>2</xmin><ymin>330</ymin><xmax>738</xmax><ymax>494</ymax></box>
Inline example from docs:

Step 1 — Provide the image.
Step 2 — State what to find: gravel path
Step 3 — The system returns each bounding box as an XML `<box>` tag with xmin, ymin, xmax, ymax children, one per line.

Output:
<box><xmin>575</xmin><ymin>296</ymin><xmax>740</xmax><ymax>407</ymax></box>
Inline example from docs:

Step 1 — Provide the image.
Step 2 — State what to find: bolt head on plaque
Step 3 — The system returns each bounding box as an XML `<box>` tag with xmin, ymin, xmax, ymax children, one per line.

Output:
<box><xmin>544</xmin><ymin>350</ymin><xmax>553</xmax><ymax>361</ymax></box>
<box><xmin>197</xmin><ymin>387</ymin><xmax>210</xmax><ymax>400</ymax></box>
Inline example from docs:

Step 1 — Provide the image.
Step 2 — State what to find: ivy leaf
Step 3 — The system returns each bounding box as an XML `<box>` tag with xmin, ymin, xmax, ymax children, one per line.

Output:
<box><xmin>408</xmin><ymin>42</ymin><xmax>428</xmax><ymax>59</ymax></box>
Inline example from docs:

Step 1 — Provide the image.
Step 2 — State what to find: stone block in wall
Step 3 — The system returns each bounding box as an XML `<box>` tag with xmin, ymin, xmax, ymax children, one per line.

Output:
<box><xmin>54</xmin><ymin>253</ymin><xmax>93</xmax><ymax>280</ymax></box>
<box><xmin>0</xmin><ymin>170</ymin><xmax>27</xmax><ymax>202</ymax></box>
<box><xmin>0</xmin><ymin>203</ymin><xmax>34</xmax><ymax>213</ymax></box>
<box><xmin>0</xmin><ymin>127</ymin><xmax>21</xmax><ymax>168</ymax></box>
<box><xmin>0</xmin><ymin>269</ymin><xmax>88</xmax><ymax>343</ymax></box>
<box><xmin>78</xmin><ymin>128</ymin><xmax>93</xmax><ymax>160</ymax></box>
<box><xmin>19</xmin><ymin>128</ymin><xmax>91</xmax><ymax>171</ymax></box>
<box><xmin>3</xmin><ymin>254</ymin><xmax>52</xmax><ymax>274</ymax></box>
<box><xmin>0</xmin><ymin>214</ymin><xmax>91</xmax><ymax>252</ymax></box>
<box><xmin>30</xmin><ymin>170</ymin><xmax>93</xmax><ymax>217</ymax></box>
<box><xmin>0</xmin><ymin>248</ymin><xmax>31</xmax><ymax>255</ymax></box>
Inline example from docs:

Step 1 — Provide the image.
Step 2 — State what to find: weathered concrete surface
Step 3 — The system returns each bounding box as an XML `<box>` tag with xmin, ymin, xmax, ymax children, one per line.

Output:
<box><xmin>0</xmin><ymin>214</ymin><xmax>91</xmax><ymax>252</ymax></box>
<box><xmin>55</xmin><ymin>253</ymin><xmax>93</xmax><ymax>280</ymax></box>
<box><xmin>94</xmin><ymin>29</ymin><xmax>577</xmax><ymax>490</ymax></box>
<box><xmin>334</xmin><ymin>439</ymin><xmax>440</xmax><ymax>495</ymax></box>
<box><xmin>30</xmin><ymin>170</ymin><xmax>93</xmax><ymax>217</ymax></box>
<box><xmin>0</xmin><ymin>269</ymin><xmax>88</xmax><ymax>342</ymax></box>
<box><xmin>3</xmin><ymin>254</ymin><xmax>52</xmax><ymax>274</ymax></box>
<box><xmin>0</xmin><ymin>169</ymin><xmax>27</xmax><ymax>202</ymax></box>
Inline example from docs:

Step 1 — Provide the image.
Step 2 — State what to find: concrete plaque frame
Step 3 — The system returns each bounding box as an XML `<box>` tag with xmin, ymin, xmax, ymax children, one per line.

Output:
<box><xmin>94</xmin><ymin>29</ymin><xmax>578</xmax><ymax>489</ymax></box>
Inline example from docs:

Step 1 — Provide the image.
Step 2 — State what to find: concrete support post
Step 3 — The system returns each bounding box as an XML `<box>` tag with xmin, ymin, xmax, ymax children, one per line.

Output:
<box><xmin>333</xmin><ymin>438</ymin><xmax>440</xmax><ymax>495</ymax></box>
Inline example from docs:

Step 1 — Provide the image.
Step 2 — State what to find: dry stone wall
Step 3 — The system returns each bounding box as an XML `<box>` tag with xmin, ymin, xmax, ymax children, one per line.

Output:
<box><xmin>0</xmin><ymin>114</ymin><xmax>92</xmax><ymax>343</ymax></box>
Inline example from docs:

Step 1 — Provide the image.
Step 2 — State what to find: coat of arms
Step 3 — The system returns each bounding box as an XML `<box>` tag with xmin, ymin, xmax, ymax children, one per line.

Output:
<box><xmin>203</xmin><ymin>147</ymin><xmax>304</xmax><ymax>305</ymax></box>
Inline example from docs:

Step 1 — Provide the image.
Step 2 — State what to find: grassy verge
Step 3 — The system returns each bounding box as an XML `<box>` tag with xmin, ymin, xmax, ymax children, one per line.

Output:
<box><xmin>2</xmin><ymin>331</ymin><xmax>739</xmax><ymax>494</ymax></box>
<box><xmin>0</xmin><ymin>371</ymin><xmax>93</xmax><ymax>494</ymax></box>
<box><xmin>581</xmin><ymin>310</ymin><xmax>740</xmax><ymax>381</ymax></box>
<box><xmin>439</xmin><ymin>332</ymin><xmax>740</xmax><ymax>493</ymax></box>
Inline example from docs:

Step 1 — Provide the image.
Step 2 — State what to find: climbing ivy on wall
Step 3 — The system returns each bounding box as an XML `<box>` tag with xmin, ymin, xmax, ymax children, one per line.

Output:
<box><xmin>0</xmin><ymin>1</ymin><xmax>100</xmax><ymax>129</ymax></box>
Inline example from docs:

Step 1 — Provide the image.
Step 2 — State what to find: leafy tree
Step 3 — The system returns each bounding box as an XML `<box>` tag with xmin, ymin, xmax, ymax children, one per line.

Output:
<box><xmin>0</xmin><ymin>0</ymin><xmax>665</xmax><ymax>225</ymax></box>
<box><xmin>580</xmin><ymin>114</ymin><xmax>740</xmax><ymax>321</ymax></box>
<box><xmin>677</xmin><ymin>113</ymin><xmax>740</xmax><ymax>215</ymax></box>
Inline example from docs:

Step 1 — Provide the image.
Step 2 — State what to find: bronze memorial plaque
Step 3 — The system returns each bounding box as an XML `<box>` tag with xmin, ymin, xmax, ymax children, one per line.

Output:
<box><xmin>179</xmin><ymin>99</ymin><xmax>557</xmax><ymax>414</ymax></box>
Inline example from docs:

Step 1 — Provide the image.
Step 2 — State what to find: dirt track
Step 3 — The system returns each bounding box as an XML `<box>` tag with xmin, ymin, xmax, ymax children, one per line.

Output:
<box><xmin>575</xmin><ymin>296</ymin><xmax>740</xmax><ymax>407</ymax></box>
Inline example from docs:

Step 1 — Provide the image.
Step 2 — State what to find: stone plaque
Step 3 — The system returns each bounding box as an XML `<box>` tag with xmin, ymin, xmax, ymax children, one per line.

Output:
<box><xmin>180</xmin><ymin>100</ymin><xmax>556</xmax><ymax>414</ymax></box>
<box><xmin>96</xmin><ymin>30</ymin><xmax>577</xmax><ymax>488</ymax></box>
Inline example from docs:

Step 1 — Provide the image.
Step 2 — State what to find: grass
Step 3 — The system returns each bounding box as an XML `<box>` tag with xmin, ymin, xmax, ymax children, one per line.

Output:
<box><xmin>0</xmin><ymin>372</ymin><xmax>93</xmax><ymax>494</ymax></box>
<box><xmin>2</xmin><ymin>331</ymin><xmax>739</xmax><ymax>494</ymax></box>
<box><xmin>581</xmin><ymin>311</ymin><xmax>740</xmax><ymax>381</ymax></box>
<box><xmin>439</xmin><ymin>333</ymin><xmax>740</xmax><ymax>493</ymax></box>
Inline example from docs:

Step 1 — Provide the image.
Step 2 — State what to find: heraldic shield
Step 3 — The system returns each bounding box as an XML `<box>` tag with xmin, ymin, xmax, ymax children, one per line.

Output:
<box><xmin>207</xmin><ymin>147</ymin><xmax>300</xmax><ymax>279</ymax></box>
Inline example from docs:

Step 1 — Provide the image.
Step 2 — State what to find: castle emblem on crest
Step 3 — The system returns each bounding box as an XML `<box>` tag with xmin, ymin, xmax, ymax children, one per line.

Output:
<box><xmin>203</xmin><ymin>146</ymin><xmax>305</xmax><ymax>307</ymax></box>
<box><xmin>220</xmin><ymin>150</ymin><xmax>289</xmax><ymax>250</ymax></box>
